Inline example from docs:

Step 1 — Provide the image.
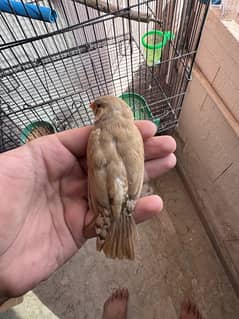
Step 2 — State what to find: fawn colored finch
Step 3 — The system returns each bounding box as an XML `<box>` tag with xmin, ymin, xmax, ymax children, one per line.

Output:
<box><xmin>86</xmin><ymin>96</ymin><xmax>144</xmax><ymax>259</ymax></box>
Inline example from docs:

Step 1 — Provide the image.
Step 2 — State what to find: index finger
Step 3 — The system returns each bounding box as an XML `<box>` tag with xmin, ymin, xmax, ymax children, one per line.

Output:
<box><xmin>56</xmin><ymin>120</ymin><xmax>157</xmax><ymax>158</ymax></box>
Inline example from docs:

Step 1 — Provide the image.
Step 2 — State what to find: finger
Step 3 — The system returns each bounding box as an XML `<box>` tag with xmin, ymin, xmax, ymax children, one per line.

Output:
<box><xmin>83</xmin><ymin>195</ymin><xmax>163</xmax><ymax>239</ymax></box>
<box><xmin>135</xmin><ymin>120</ymin><xmax>157</xmax><ymax>140</ymax></box>
<box><xmin>144</xmin><ymin>154</ymin><xmax>177</xmax><ymax>182</ymax></box>
<box><xmin>79</xmin><ymin>157</ymin><xmax>88</xmax><ymax>175</ymax></box>
<box><xmin>144</xmin><ymin>136</ymin><xmax>176</xmax><ymax>160</ymax></box>
<box><xmin>83</xmin><ymin>210</ymin><xmax>96</xmax><ymax>239</ymax></box>
<box><xmin>64</xmin><ymin>198</ymin><xmax>90</xmax><ymax>247</ymax></box>
<box><xmin>56</xmin><ymin>121</ymin><xmax>156</xmax><ymax>158</ymax></box>
<box><xmin>56</xmin><ymin>126</ymin><xmax>92</xmax><ymax>158</ymax></box>
<box><xmin>134</xmin><ymin>195</ymin><xmax>163</xmax><ymax>223</ymax></box>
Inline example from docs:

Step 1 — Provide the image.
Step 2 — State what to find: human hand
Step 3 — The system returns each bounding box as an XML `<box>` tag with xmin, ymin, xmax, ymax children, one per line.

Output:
<box><xmin>0</xmin><ymin>121</ymin><xmax>176</xmax><ymax>299</ymax></box>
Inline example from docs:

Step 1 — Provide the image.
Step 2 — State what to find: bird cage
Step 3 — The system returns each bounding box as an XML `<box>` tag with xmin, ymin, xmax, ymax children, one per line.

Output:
<box><xmin>0</xmin><ymin>0</ymin><xmax>210</xmax><ymax>152</ymax></box>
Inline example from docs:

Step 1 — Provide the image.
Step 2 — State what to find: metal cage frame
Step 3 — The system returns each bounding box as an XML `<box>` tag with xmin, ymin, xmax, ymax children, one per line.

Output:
<box><xmin>0</xmin><ymin>0</ymin><xmax>210</xmax><ymax>152</ymax></box>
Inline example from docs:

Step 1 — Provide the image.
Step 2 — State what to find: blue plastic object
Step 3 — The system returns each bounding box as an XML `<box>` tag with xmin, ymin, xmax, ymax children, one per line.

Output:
<box><xmin>0</xmin><ymin>0</ymin><xmax>57</xmax><ymax>23</ymax></box>
<box><xmin>200</xmin><ymin>0</ymin><xmax>221</xmax><ymax>4</ymax></box>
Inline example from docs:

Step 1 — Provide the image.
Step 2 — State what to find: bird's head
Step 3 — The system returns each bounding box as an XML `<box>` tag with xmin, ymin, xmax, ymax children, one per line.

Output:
<box><xmin>90</xmin><ymin>96</ymin><xmax>133</xmax><ymax>122</ymax></box>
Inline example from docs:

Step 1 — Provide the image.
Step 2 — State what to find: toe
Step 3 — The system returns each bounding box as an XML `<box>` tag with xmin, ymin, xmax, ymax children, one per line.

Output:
<box><xmin>123</xmin><ymin>288</ymin><xmax>129</xmax><ymax>299</ymax></box>
<box><xmin>181</xmin><ymin>299</ymin><xmax>187</xmax><ymax>310</ymax></box>
<box><xmin>110</xmin><ymin>293</ymin><xmax>115</xmax><ymax>302</ymax></box>
<box><xmin>115</xmin><ymin>289</ymin><xmax>120</xmax><ymax>299</ymax></box>
<box><xmin>104</xmin><ymin>296</ymin><xmax>110</xmax><ymax>310</ymax></box>
<box><xmin>188</xmin><ymin>299</ymin><xmax>196</xmax><ymax>313</ymax></box>
<box><xmin>108</xmin><ymin>294</ymin><xmax>113</xmax><ymax>303</ymax></box>
<box><xmin>182</xmin><ymin>298</ymin><xmax>190</xmax><ymax>312</ymax></box>
<box><xmin>180</xmin><ymin>300</ymin><xmax>187</xmax><ymax>316</ymax></box>
<box><xmin>198</xmin><ymin>310</ymin><xmax>203</xmax><ymax>319</ymax></box>
<box><xmin>192</xmin><ymin>304</ymin><xmax>197</xmax><ymax>314</ymax></box>
<box><xmin>120</xmin><ymin>289</ymin><xmax>125</xmax><ymax>299</ymax></box>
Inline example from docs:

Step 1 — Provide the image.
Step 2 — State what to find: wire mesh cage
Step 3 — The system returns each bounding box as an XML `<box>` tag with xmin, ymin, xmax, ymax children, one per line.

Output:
<box><xmin>0</xmin><ymin>0</ymin><xmax>210</xmax><ymax>152</ymax></box>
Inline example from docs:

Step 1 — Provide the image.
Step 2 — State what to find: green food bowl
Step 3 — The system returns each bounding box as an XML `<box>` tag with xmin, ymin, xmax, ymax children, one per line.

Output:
<box><xmin>141</xmin><ymin>30</ymin><xmax>174</xmax><ymax>66</ymax></box>
<box><xmin>20</xmin><ymin>121</ymin><xmax>56</xmax><ymax>144</ymax></box>
<box><xmin>119</xmin><ymin>92</ymin><xmax>160</xmax><ymax>127</ymax></box>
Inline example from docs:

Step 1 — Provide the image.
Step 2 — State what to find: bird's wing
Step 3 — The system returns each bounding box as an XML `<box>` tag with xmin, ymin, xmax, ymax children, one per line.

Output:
<box><xmin>87</xmin><ymin>128</ymin><xmax>109</xmax><ymax>217</ymax></box>
<box><xmin>115</xmin><ymin>124</ymin><xmax>144</xmax><ymax>200</ymax></box>
<box><xmin>87</xmin><ymin>128</ymin><xmax>128</xmax><ymax>219</ymax></box>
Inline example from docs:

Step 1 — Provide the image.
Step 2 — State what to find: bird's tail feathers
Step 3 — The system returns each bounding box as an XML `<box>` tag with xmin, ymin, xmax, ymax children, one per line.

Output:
<box><xmin>97</xmin><ymin>212</ymin><xmax>137</xmax><ymax>260</ymax></box>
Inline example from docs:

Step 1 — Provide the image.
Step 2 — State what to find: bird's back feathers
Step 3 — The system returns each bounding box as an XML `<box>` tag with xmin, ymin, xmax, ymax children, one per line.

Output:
<box><xmin>87</xmin><ymin>96</ymin><xmax>144</xmax><ymax>259</ymax></box>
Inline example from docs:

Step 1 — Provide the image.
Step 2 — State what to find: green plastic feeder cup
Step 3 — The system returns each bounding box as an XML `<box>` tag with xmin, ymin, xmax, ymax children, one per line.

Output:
<box><xmin>20</xmin><ymin>120</ymin><xmax>56</xmax><ymax>144</ymax></box>
<box><xmin>119</xmin><ymin>92</ymin><xmax>160</xmax><ymax>127</ymax></box>
<box><xmin>141</xmin><ymin>30</ymin><xmax>174</xmax><ymax>66</ymax></box>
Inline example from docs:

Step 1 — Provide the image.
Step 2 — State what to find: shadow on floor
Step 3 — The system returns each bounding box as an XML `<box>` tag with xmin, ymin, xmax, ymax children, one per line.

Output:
<box><xmin>34</xmin><ymin>245</ymin><xmax>108</xmax><ymax>319</ymax></box>
<box><xmin>0</xmin><ymin>309</ymin><xmax>22</xmax><ymax>319</ymax></box>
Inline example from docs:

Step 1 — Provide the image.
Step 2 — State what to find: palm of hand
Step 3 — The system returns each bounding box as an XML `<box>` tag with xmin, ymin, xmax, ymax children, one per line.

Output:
<box><xmin>0</xmin><ymin>135</ymin><xmax>89</xmax><ymax>297</ymax></box>
<box><xmin>0</xmin><ymin>122</ymin><xmax>176</xmax><ymax>299</ymax></box>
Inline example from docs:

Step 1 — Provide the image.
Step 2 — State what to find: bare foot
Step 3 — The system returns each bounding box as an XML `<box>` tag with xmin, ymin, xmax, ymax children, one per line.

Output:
<box><xmin>103</xmin><ymin>288</ymin><xmax>129</xmax><ymax>319</ymax></box>
<box><xmin>179</xmin><ymin>299</ymin><xmax>204</xmax><ymax>319</ymax></box>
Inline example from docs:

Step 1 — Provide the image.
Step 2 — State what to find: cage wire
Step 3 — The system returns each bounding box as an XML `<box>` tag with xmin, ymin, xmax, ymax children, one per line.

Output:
<box><xmin>0</xmin><ymin>0</ymin><xmax>210</xmax><ymax>152</ymax></box>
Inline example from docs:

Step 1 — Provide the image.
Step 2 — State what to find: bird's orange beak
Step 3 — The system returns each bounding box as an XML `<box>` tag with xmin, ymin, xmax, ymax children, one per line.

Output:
<box><xmin>90</xmin><ymin>102</ymin><xmax>97</xmax><ymax>112</ymax></box>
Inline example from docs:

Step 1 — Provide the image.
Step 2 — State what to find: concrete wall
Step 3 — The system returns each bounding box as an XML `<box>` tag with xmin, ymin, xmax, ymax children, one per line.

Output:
<box><xmin>175</xmin><ymin>8</ymin><xmax>239</xmax><ymax>296</ymax></box>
